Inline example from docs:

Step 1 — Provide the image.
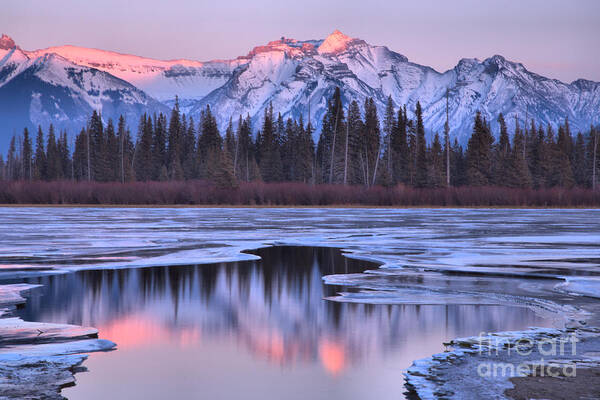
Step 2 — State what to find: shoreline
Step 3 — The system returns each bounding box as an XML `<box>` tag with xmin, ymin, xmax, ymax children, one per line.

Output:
<box><xmin>1</xmin><ymin>204</ymin><xmax>600</xmax><ymax>209</ymax></box>
<box><xmin>404</xmin><ymin>326</ymin><xmax>600</xmax><ymax>400</ymax></box>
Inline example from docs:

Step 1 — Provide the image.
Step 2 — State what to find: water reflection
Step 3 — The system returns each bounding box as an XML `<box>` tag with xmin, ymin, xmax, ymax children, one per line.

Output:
<box><xmin>15</xmin><ymin>247</ymin><xmax>551</xmax><ymax>400</ymax></box>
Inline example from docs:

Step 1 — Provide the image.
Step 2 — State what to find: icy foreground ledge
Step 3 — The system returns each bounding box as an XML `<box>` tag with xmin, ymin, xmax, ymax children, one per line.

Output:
<box><xmin>404</xmin><ymin>327</ymin><xmax>600</xmax><ymax>399</ymax></box>
<box><xmin>0</xmin><ymin>285</ymin><xmax>115</xmax><ymax>400</ymax></box>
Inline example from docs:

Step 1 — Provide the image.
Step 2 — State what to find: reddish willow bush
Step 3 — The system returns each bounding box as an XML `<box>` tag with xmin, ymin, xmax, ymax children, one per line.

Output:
<box><xmin>0</xmin><ymin>180</ymin><xmax>599</xmax><ymax>207</ymax></box>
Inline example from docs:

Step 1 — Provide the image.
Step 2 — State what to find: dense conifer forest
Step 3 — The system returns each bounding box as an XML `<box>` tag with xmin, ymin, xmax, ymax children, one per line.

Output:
<box><xmin>1</xmin><ymin>88</ymin><xmax>598</xmax><ymax>205</ymax></box>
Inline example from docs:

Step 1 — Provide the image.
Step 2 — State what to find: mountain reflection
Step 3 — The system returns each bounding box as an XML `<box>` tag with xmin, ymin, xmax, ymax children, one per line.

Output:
<box><xmin>17</xmin><ymin>246</ymin><xmax>549</xmax><ymax>376</ymax></box>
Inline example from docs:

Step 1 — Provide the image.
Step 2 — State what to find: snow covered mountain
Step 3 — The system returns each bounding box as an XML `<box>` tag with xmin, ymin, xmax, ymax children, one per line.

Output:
<box><xmin>0</xmin><ymin>34</ymin><xmax>168</xmax><ymax>150</ymax></box>
<box><xmin>192</xmin><ymin>30</ymin><xmax>600</xmax><ymax>143</ymax></box>
<box><xmin>1</xmin><ymin>30</ymin><xmax>599</xmax><ymax>151</ymax></box>
<box><xmin>27</xmin><ymin>44</ymin><xmax>245</xmax><ymax>108</ymax></box>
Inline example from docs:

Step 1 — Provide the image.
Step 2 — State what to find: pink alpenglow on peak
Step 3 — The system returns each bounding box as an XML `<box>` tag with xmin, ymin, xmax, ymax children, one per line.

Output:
<box><xmin>317</xmin><ymin>30</ymin><xmax>355</xmax><ymax>55</ymax></box>
<box><xmin>0</xmin><ymin>34</ymin><xmax>16</xmax><ymax>50</ymax></box>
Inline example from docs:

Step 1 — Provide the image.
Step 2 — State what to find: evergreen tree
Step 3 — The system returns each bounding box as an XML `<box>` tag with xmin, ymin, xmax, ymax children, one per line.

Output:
<box><xmin>224</xmin><ymin>117</ymin><xmax>237</xmax><ymax>170</ymax></box>
<box><xmin>167</xmin><ymin>97</ymin><xmax>182</xmax><ymax>176</ymax></box>
<box><xmin>45</xmin><ymin>125</ymin><xmax>61</xmax><ymax>180</ymax></box>
<box><xmin>393</xmin><ymin>106</ymin><xmax>410</xmax><ymax>185</ymax></box>
<box><xmin>589</xmin><ymin>126</ymin><xmax>598</xmax><ymax>190</ymax></box>
<box><xmin>116</xmin><ymin>116</ymin><xmax>134</xmax><ymax>182</ymax></box>
<box><xmin>428</xmin><ymin>133</ymin><xmax>445</xmax><ymax>187</ymax></box>
<box><xmin>181</xmin><ymin>116</ymin><xmax>197</xmax><ymax>180</ymax></box>
<box><xmin>298</xmin><ymin>115</ymin><xmax>315</xmax><ymax>184</ymax></box>
<box><xmin>345</xmin><ymin>100</ymin><xmax>363</xmax><ymax>185</ymax></box>
<box><xmin>6</xmin><ymin>136</ymin><xmax>18</xmax><ymax>180</ymax></box>
<box><xmin>316</xmin><ymin>88</ymin><xmax>344</xmax><ymax>184</ymax></box>
<box><xmin>361</xmin><ymin>97</ymin><xmax>381</xmax><ymax>186</ymax></box>
<box><xmin>573</xmin><ymin>132</ymin><xmax>587</xmax><ymax>186</ymax></box>
<box><xmin>197</xmin><ymin>105</ymin><xmax>223</xmax><ymax>180</ymax></box>
<box><xmin>73</xmin><ymin>128</ymin><xmax>88</xmax><ymax>181</ymax></box>
<box><xmin>414</xmin><ymin>102</ymin><xmax>428</xmax><ymax>187</ymax></box>
<box><xmin>134</xmin><ymin>114</ymin><xmax>154</xmax><ymax>181</ymax></box>
<box><xmin>21</xmin><ymin>128</ymin><xmax>32</xmax><ymax>180</ymax></box>
<box><xmin>89</xmin><ymin>111</ymin><xmax>106</xmax><ymax>181</ymax></box>
<box><xmin>235</xmin><ymin>115</ymin><xmax>256</xmax><ymax>182</ymax></box>
<box><xmin>493</xmin><ymin>113</ymin><xmax>511</xmax><ymax>186</ymax></box>
<box><xmin>34</xmin><ymin>126</ymin><xmax>46</xmax><ymax>180</ymax></box>
<box><xmin>105</xmin><ymin>119</ymin><xmax>118</xmax><ymax>181</ymax></box>
<box><xmin>58</xmin><ymin>130</ymin><xmax>71</xmax><ymax>179</ymax></box>
<box><xmin>382</xmin><ymin>96</ymin><xmax>396</xmax><ymax>185</ymax></box>
<box><xmin>509</xmin><ymin>122</ymin><xmax>533</xmax><ymax>188</ymax></box>
<box><xmin>281</xmin><ymin>117</ymin><xmax>297</xmax><ymax>181</ymax></box>
<box><xmin>259</xmin><ymin>103</ymin><xmax>283</xmax><ymax>182</ymax></box>
<box><xmin>554</xmin><ymin>124</ymin><xmax>575</xmax><ymax>187</ymax></box>
<box><xmin>466</xmin><ymin>112</ymin><xmax>494</xmax><ymax>186</ymax></box>
<box><xmin>152</xmin><ymin>113</ymin><xmax>168</xmax><ymax>180</ymax></box>
<box><xmin>451</xmin><ymin>139</ymin><xmax>466</xmax><ymax>186</ymax></box>
<box><xmin>214</xmin><ymin>146</ymin><xmax>238</xmax><ymax>189</ymax></box>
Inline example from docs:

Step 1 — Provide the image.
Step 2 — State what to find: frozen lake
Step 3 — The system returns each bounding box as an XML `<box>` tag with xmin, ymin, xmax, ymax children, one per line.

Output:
<box><xmin>1</xmin><ymin>208</ymin><xmax>599</xmax><ymax>399</ymax></box>
<box><xmin>9</xmin><ymin>247</ymin><xmax>551</xmax><ymax>399</ymax></box>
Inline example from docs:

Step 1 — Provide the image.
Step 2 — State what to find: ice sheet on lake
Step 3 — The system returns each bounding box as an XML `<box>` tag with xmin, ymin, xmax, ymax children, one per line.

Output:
<box><xmin>2</xmin><ymin>208</ymin><xmax>600</xmax><ymax>329</ymax></box>
<box><xmin>1</xmin><ymin>208</ymin><xmax>600</xmax><ymax>399</ymax></box>
<box><xmin>0</xmin><ymin>282</ymin><xmax>115</xmax><ymax>399</ymax></box>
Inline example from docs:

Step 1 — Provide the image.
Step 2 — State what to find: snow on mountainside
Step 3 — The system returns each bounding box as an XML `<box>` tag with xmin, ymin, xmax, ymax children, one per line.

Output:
<box><xmin>190</xmin><ymin>30</ymin><xmax>600</xmax><ymax>143</ymax></box>
<box><xmin>0</xmin><ymin>35</ymin><xmax>167</xmax><ymax>149</ymax></box>
<box><xmin>28</xmin><ymin>45</ymin><xmax>245</xmax><ymax>104</ymax></box>
<box><xmin>1</xmin><ymin>30</ymin><xmax>599</xmax><ymax>151</ymax></box>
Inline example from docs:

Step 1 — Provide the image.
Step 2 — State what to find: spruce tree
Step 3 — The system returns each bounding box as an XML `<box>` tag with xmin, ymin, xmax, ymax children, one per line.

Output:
<box><xmin>21</xmin><ymin>128</ymin><xmax>32</xmax><ymax>180</ymax></box>
<box><xmin>394</xmin><ymin>106</ymin><xmax>410</xmax><ymax>185</ymax></box>
<box><xmin>89</xmin><ymin>111</ymin><xmax>105</xmax><ymax>181</ymax></box>
<box><xmin>6</xmin><ymin>136</ymin><xmax>18</xmax><ymax>181</ymax></box>
<box><xmin>105</xmin><ymin>119</ymin><xmax>118</xmax><ymax>181</ymax></box>
<box><xmin>494</xmin><ymin>113</ymin><xmax>511</xmax><ymax>186</ymax></box>
<box><xmin>554</xmin><ymin>124</ymin><xmax>575</xmax><ymax>187</ymax></box>
<box><xmin>34</xmin><ymin>126</ymin><xmax>46</xmax><ymax>180</ymax></box>
<box><xmin>281</xmin><ymin>117</ymin><xmax>296</xmax><ymax>181</ymax></box>
<box><xmin>589</xmin><ymin>126</ymin><xmax>598</xmax><ymax>190</ymax></box>
<box><xmin>573</xmin><ymin>133</ymin><xmax>587</xmax><ymax>186</ymax></box>
<box><xmin>236</xmin><ymin>115</ymin><xmax>254</xmax><ymax>182</ymax></box>
<box><xmin>259</xmin><ymin>103</ymin><xmax>283</xmax><ymax>182</ymax></box>
<box><xmin>167</xmin><ymin>97</ymin><xmax>182</xmax><ymax>176</ymax></box>
<box><xmin>382</xmin><ymin>96</ymin><xmax>396</xmax><ymax>185</ymax></box>
<box><xmin>73</xmin><ymin>128</ymin><xmax>88</xmax><ymax>181</ymax></box>
<box><xmin>466</xmin><ymin>112</ymin><xmax>494</xmax><ymax>186</ymax></box>
<box><xmin>299</xmin><ymin>115</ymin><xmax>315</xmax><ymax>184</ymax></box>
<box><xmin>152</xmin><ymin>113</ymin><xmax>168</xmax><ymax>180</ymax></box>
<box><xmin>428</xmin><ymin>133</ymin><xmax>445</xmax><ymax>187</ymax></box>
<box><xmin>45</xmin><ymin>125</ymin><xmax>61</xmax><ymax>180</ymax></box>
<box><xmin>181</xmin><ymin>116</ymin><xmax>197</xmax><ymax>180</ymax></box>
<box><xmin>117</xmin><ymin>115</ymin><xmax>134</xmax><ymax>182</ymax></box>
<box><xmin>414</xmin><ymin>102</ymin><xmax>428</xmax><ymax>187</ymax></box>
<box><xmin>224</xmin><ymin>117</ymin><xmax>237</xmax><ymax>170</ymax></box>
<box><xmin>197</xmin><ymin>105</ymin><xmax>223</xmax><ymax>180</ymax></box>
<box><xmin>345</xmin><ymin>100</ymin><xmax>363</xmax><ymax>185</ymax></box>
<box><xmin>316</xmin><ymin>88</ymin><xmax>344</xmax><ymax>184</ymax></box>
<box><xmin>361</xmin><ymin>97</ymin><xmax>381</xmax><ymax>186</ymax></box>
<box><xmin>134</xmin><ymin>114</ymin><xmax>154</xmax><ymax>181</ymax></box>
<box><xmin>509</xmin><ymin>123</ymin><xmax>533</xmax><ymax>188</ymax></box>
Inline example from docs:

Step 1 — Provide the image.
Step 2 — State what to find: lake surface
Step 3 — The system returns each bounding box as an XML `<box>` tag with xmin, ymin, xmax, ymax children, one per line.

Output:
<box><xmin>13</xmin><ymin>246</ymin><xmax>551</xmax><ymax>400</ymax></box>
<box><xmin>2</xmin><ymin>208</ymin><xmax>599</xmax><ymax>399</ymax></box>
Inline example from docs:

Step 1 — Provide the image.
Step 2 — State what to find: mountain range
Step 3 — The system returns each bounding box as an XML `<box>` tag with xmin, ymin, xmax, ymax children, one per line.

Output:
<box><xmin>1</xmin><ymin>30</ymin><xmax>599</xmax><ymax>151</ymax></box>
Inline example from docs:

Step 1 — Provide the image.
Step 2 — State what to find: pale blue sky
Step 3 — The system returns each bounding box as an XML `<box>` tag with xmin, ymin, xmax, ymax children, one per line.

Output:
<box><xmin>3</xmin><ymin>0</ymin><xmax>599</xmax><ymax>82</ymax></box>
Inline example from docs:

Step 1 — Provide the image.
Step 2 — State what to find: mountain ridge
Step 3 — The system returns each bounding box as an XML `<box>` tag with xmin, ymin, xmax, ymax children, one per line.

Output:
<box><xmin>1</xmin><ymin>31</ymin><xmax>598</xmax><ymax>151</ymax></box>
